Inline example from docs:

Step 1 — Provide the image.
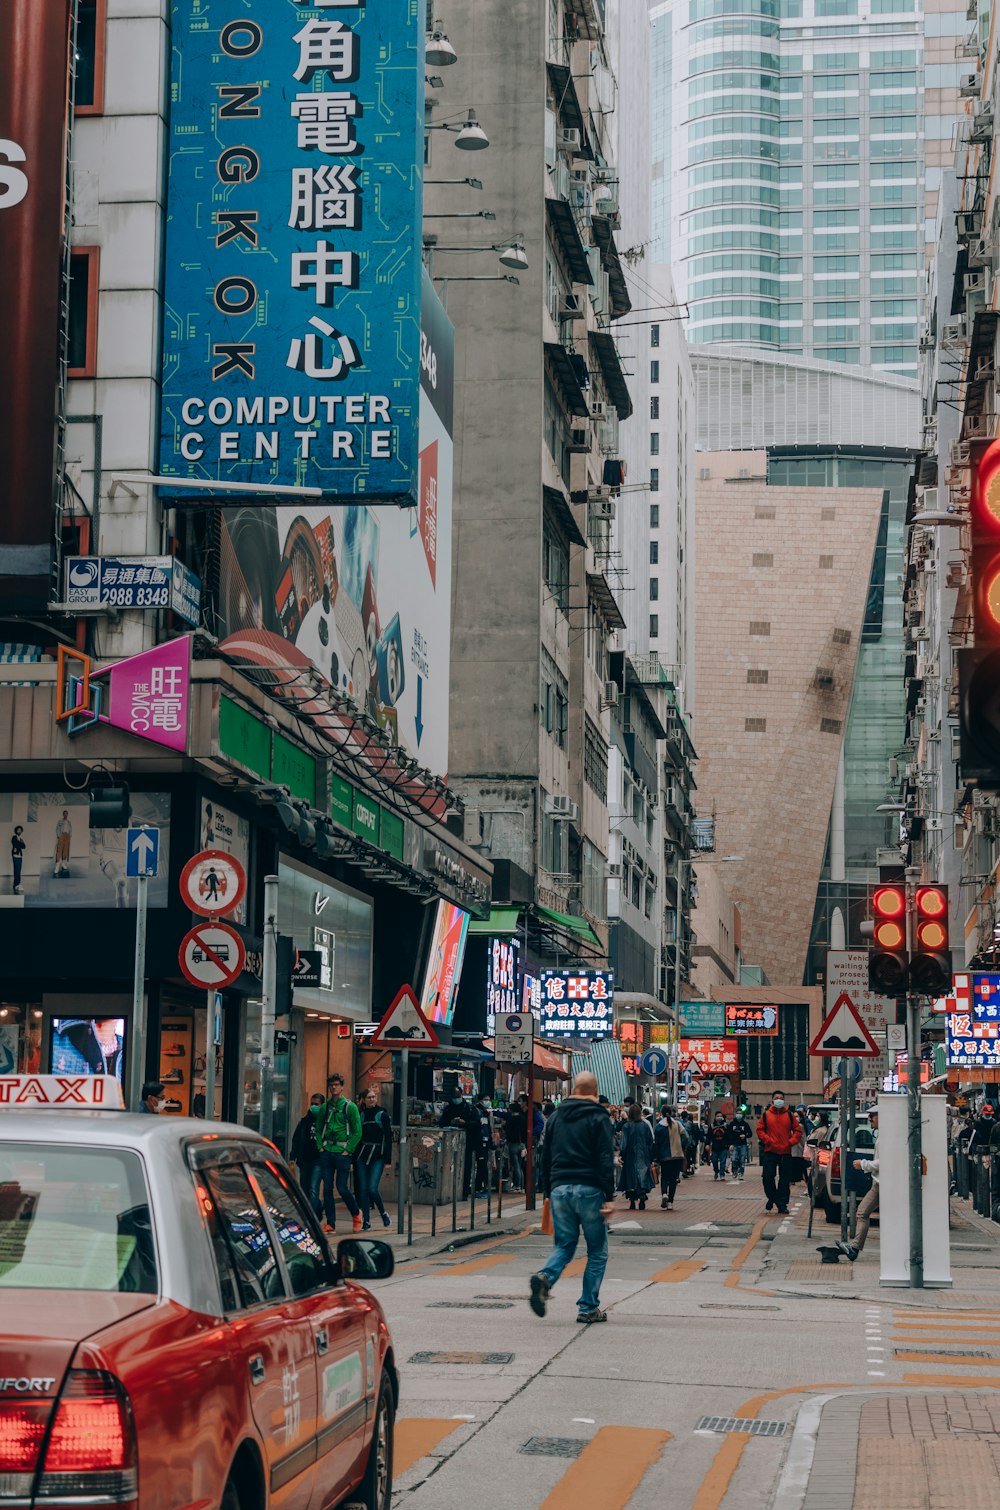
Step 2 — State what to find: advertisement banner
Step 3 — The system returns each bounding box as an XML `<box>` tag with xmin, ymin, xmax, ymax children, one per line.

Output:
<box><xmin>679</xmin><ymin>1038</ymin><xmax>739</xmax><ymax>1076</ymax></box>
<box><xmin>0</xmin><ymin>0</ymin><xmax>72</xmax><ymax>609</ymax></box>
<box><xmin>724</xmin><ymin>1003</ymin><xmax>778</xmax><ymax>1036</ymax></box>
<box><xmin>0</xmin><ymin>792</ymin><xmax>171</xmax><ymax>908</ymax></box>
<box><xmin>946</xmin><ymin>1012</ymin><xmax>1000</xmax><ymax>1069</ymax></box>
<box><xmin>66</xmin><ymin>557</ymin><xmax>202</xmax><ymax>625</ymax></box>
<box><xmin>100</xmin><ymin>637</ymin><xmax>191</xmax><ymax>754</ymax></box>
<box><xmin>214</xmin><ymin>274</ymin><xmax>453</xmax><ymax>774</ymax></box>
<box><xmin>420</xmin><ymin>901</ymin><xmax>470</xmax><ymax>1026</ymax></box>
<box><xmin>486</xmin><ymin>936</ymin><xmax>519</xmax><ymax>1035</ymax></box>
<box><xmin>679</xmin><ymin>1001</ymin><xmax>725</xmax><ymax>1035</ymax></box>
<box><xmin>160</xmin><ymin>0</ymin><xmax>424</xmax><ymax>503</ymax></box>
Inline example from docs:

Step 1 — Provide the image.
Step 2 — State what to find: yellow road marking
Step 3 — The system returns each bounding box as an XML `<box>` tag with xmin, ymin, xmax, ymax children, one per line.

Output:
<box><xmin>394</xmin><ymin>1417</ymin><xmax>463</xmax><ymax>1476</ymax></box>
<box><xmin>651</xmin><ymin>1259</ymin><xmax>704</xmax><ymax>1283</ymax></box>
<box><xmin>563</xmin><ymin>1257</ymin><xmax>587</xmax><ymax>1278</ymax></box>
<box><xmin>433</xmin><ymin>1252</ymin><xmax>517</xmax><ymax>1276</ymax></box>
<box><xmin>687</xmin><ymin>1384</ymin><xmax>850</xmax><ymax>1510</ymax></box>
<box><xmin>724</xmin><ymin>1216</ymin><xmax>772</xmax><ymax>1289</ymax></box>
<box><xmin>895</xmin><ymin>1327</ymin><xmax>1000</xmax><ymax>1338</ymax></box>
<box><xmin>895</xmin><ymin>1351</ymin><xmax>995</xmax><ymax>1365</ymax></box>
<box><xmin>903</xmin><ymin>1372</ymin><xmax>1000</xmax><ymax>1387</ymax></box>
<box><xmin>894</xmin><ymin>1310</ymin><xmax>1000</xmax><ymax>1321</ymax></box>
<box><xmin>538</xmin><ymin>1426</ymin><xmax>670</xmax><ymax>1510</ymax></box>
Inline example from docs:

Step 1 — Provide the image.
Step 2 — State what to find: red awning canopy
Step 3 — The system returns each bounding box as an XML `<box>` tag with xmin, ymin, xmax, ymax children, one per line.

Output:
<box><xmin>483</xmin><ymin>1039</ymin><xmax>571</xmax><ymax>1080</ymax></box>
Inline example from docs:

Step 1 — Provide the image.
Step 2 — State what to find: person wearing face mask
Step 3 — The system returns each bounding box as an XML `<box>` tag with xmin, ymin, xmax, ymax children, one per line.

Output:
<box><xmin>708</xmin><ymin>1113</ymin><xmax>730</xmax><ymax>1181</ymax></box>
<box><xmin>756</xmin><ymin>1090</ymin><xmax>801</xmax><ymax>1215</ymax></box>
<box><xmin>356</xmin><ymin>1087</ymin><xmax>393</xmax><ymax>1230</ymax></box>
<box><xmin>290</xmin><ymin>1092</ymin><xmax>326</xmax><ymax>1219</ymax></box>
<box><xmin>139</xmin><ymin>1080</ymin><xmax>165</xmax><ymax>1114</ymax></box>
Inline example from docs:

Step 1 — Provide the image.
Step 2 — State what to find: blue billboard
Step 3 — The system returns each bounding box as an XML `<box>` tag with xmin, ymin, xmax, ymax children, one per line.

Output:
<box><xmin>160</xmin><ymin>1</ymin><xmax>424</xmax><ymax>505</ymax></box>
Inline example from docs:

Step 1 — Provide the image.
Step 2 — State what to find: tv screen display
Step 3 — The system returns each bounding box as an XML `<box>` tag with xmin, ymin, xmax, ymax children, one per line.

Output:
<box><xmin>50</xmin><ymin>1017</ymin><xmax>126</xmax><ymax>1082</ymax></box>
<box><xmin>420</xmin><ymin>901</ymin><xmax>470</xmax><ymax>1026</ymax></box>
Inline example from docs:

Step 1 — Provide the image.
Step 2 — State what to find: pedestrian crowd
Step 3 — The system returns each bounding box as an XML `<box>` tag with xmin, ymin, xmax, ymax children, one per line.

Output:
<box><xmin>289</xmin><ymin>1072</ymin><xmax>393</xmax><ymax>1234</ymax></box>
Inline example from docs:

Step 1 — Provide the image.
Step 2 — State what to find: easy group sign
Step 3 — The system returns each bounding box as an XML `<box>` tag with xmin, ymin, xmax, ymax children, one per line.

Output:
<box><xmin>160</xmin><ymin>1</ymin><xmax>424</xmax><ymax>504</ymax></box>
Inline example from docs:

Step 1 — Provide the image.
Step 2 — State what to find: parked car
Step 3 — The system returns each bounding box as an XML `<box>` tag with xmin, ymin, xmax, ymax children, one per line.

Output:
<box><xmin>810</xmin><ymin>1111</ymin><xmax>875</xmax><ymax>1223</ymax></box>
<box><xmin>0</xmin><ymin>1075</ymin><xmax>397</xmax><ymax>1510</ymax></box>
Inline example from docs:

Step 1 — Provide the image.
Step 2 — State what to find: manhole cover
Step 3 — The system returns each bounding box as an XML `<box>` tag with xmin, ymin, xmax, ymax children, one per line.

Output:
<box><xmin>428</xmin><ymin>1301</ymin><xmax>514</xmax><ymax>1310</ymax></box>
<box><xmin>519</xmin><ymin>1438</ymin><xmax>588</xmax><ymax>1459</ymax></box>
<box><xmin>474</xmin><ymin>1293</ymin><xmax>521</xmax><ymax>1300</ymax></box>
<box><xmin>409</xmin><ymin>1351</ymin><xmax>514</xmax><ymax>1365</ymax></box>
<box><xmin>700</xmin><ymin>1303</ymin><xmax>781</xmax><ymax>1312</ymax></box>
<box><xmin>696</xmin><ymin>1417</ymin><xmax>787</xmax><ymax>1437</ymax></box>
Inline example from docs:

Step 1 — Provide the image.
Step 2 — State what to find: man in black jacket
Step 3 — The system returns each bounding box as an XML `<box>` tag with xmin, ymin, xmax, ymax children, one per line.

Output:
<box><xmin>529</xmin><ymin>1072</ymin><xmax>615</xmax><ymax>1324</ymax></box>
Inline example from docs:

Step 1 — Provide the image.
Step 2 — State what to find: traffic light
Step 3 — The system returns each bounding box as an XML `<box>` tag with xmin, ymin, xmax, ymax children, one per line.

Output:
<box><xmin>88</xmin><ymin>784</ymin><xmax>130</xmax><ymax>829</ymax></box>
<box><xmin>869</xmin><ymin>884</ymin><xmax>908</xmax><ymax>993</ymax></box>
<box><xmin>910</xmin><ymin>884</ymin><xmax>950</xmax><ymax>995</ymax></box>
<box><xmin>960</xmin><ymin>439</ymin><xmax>1000</xmax><ymax>785</ymax></box>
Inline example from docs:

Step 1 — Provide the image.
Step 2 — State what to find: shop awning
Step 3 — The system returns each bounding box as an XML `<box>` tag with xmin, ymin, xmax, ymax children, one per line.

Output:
<box><xmin>535</xmin><ymin>903</ymin><xmax>602</xmax><ymax>949</ymax></box>
<box><xmin>543</xmin><ymin>484</ymin><xmax>587</xmax><ymax>549</ymax></box>
<box><xmin>571</xmin><ymin>1036</ymin><xmax>628</xmax><ymax>1101</ymax></box>
<box><xmin>484</xmin><ymin>1038</ymin><xmax>571</xmax><ymax>1079</ymax></box>
<box><xmin>468</xmin><ymin>906</ymin><xmax>522</xmax><ymax>937</ymax></box>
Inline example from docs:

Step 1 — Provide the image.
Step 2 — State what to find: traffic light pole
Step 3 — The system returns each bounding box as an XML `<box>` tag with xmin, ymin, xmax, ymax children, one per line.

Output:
<box><xmin>906</xmin><ymin>879</ymin><xmax>924</xmax><ymax>1289</ymax></box>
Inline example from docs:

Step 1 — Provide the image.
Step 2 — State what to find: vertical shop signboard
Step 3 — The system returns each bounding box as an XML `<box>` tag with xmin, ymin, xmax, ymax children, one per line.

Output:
<box><xmin>160</xmin><ymin>0</ymin><xmax>424</xmax><ymax>503</ymax></box>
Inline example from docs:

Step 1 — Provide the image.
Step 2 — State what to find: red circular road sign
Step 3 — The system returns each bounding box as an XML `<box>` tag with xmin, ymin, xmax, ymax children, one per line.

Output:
<box><xmin>179</xmin><ymin>849</ymin><xmax>247</xmax><ymax>918</ymax></box>
<box><xmin>178</xmin><ymin>921</ymin><xmax>246</xmax><ymax>990</ymax></box>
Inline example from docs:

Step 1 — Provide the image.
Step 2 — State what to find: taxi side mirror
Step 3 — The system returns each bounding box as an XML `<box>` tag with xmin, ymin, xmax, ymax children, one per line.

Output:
<box><xmin>336</xmin><ymin>1237</ymin><xmax>395</xmax><ymax>1282</ymax></box>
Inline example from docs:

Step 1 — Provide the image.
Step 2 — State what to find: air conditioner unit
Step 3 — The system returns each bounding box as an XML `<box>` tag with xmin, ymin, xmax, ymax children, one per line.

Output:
<box><xmin>918</xmin><ymin>487</ymin><xmax>939</xmax><ymax>512</ymax></box>
<box><xmin>965</xmin><ymin>271</ymin><xmax>987</xmax><ymax>294</ymax></box>
<box><xmin>596</xmin><ymin>497</ymin><xmax>616</xmax><ymax>520</ymax></box>
<box><xmin>608</xmin><ymin>863</ymin><xmax>623</xmax><ymax>879</ymax></box>
<box><xmin>947</xmin><ymin>561</ymin><xmax>967</xmax><ymax>588</ymax></box>
<box><xmin>971</xmin><ymin>106</ymin><xmax>994</xmax><ymax>142</ymax></box>
<box><xmin>969</xmin><ymin>238</ymin><xmax>991</xmax><ymax>266</ymax></box>
<box><xmin>602</xmin><ymin>680</ymin><xmax>619</xmax><ymax>707</ymax></box>
<box><xmin>977</xmin><ymin>353</ymin><xmax>996</xmax><ymax>380</ymax></box>
<box><xmin>558</xmin><ymin>127</ymin><xmax>582</xmax><ymax>154</ymax></box>
<box><xmin>590</xmin><ymin>400</ymin><xmax>607</xmax><ymax>419</ymax></box>
<box><xmin>926</xmin><ymin>817</ymin><xmax>944</xmax><ymax>831</ymax></box>
<box><xmin>950</xmin><ymin>438</ymin><xmax>971</xmax><ymax>465</ymax></box>
<box><xmin>960</xmin><ymin>73</ymin><xmax>980</xmax><ymax>96</ymax></box>
<box><xmin>964</xmin><ymin>413</ymin><xmax>992</xmax><ymax>439</ymax></box>
<box><xmin>958</xmin><ymin>208</ymin><xmax>983</xmax><ymax>235</ymax></box>
<box><xmin>942</xmin><ymin>320</ymin><xmax>968</xmax><ymax>345</ymax></box>
<box><xmin>569</xmin><ymin>424</ymin><xmax>591</xmax><ymax>451</ymax></box>
<box><xmin>549</xmin><ymin>794</ymin><xmax>579</xmax><ymax>820</ymax></box>
<box><xmin>571</xmin><ymin>166</ymin><xmax>590</xmax><ymax>185</ymax></box>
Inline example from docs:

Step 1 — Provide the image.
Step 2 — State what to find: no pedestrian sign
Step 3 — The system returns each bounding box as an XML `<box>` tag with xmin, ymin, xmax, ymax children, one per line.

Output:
<box><xmin>180</xmin><ymin>848</ymin><xmax>247</xmax><ymax>918</ymax></box>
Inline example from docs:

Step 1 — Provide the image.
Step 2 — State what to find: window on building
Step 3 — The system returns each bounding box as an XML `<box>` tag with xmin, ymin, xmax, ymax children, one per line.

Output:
<box><xmin>650</xmin><ymin>468</ymin><xmax>660</xmax><ymax>492</ymax></box>
<box><xmin>542</xmin><ymin>524</ymin><xmax>570</xmax><ymax>615</ymax></box>
<box><xmin>650</xmin><ymin>396</ymin><xmax>659</xmax><ymax>420</ymax></box>
<box><xmin>650</xmin><ymin>360</ymin><xmax>659</xmax><ymax>382</ymax></box>
<box><xmin>650</xmin><ymin>433</ymin><xmax>660</xmax><ymax>456</ymax></box>
<box><xmin>645</xmin><ymin>882</ymin><xmax>655</xmax><ymax>919</ymax></box>
<box><xmin>651</xmin><ymin>324</ymin><xmax>660</xmax><ymax>347</ymax></box>
<box><xmin>650</xmin><ymin>541</ymin><xmax>659</xmax><ymax>565</ymax></box>
<box><xmin>541</xmin><ymin>799</ymin><xmax>566</xmax><ymax>876</ymax></box>
<box><xmin>649</xmin><ymin>578</ymin><xmax>659</xmax><ymax>601</ymax></box>
<box><xmin>747</xmin><ymin>668</ymin><xmax>769</xmax><ymax>683</ymax></box>
<box><xmin>582</xmin><ymin>838</ymin><xmax>607</xmax><ymax>920</ymax></box>
<box><xmin>650</xmin><ymin>504</ymin><xmax>660</xmax><ymax>529</ymax></box>
<box><xmin>819</xmin><ymin>554</ymin><xmax>834</xmax><ymax>569</ymax></box>
<box><xmin>745</xmin><ymin>717</ymin><xmax>767</xmax><ymax>731</ymax></box>
<box><xmin>67</xmin><ymin>248</ymin><xmax>100</xmax><ymax>377</ymax></box>
<box><xmin>540</xmin><ymin>648</ymin><xmax>569</xmax><ymax>749</ymax></box>
<box><xmin>649</xmin><ymin>614</ymin><xmax>659</xmax><ymax>638</ymax></box>
<box><xmin>583</xmin><ymin>718</ymin><xmax>608</xmax><ymax>803</ymax></box>
<box><xmin>74</xmin><ymin>0</ymin><xmax>106</xmax><ymax>114</ymax></box>
<box><xmin>631</xmin><ymin>870</ymin><xmax>641</xmax><ymax>908</ymax></box>
<box><xmin>749</xmin><ymin>620</ymin><xmax>771</xmax><ymax>635</ymax></box>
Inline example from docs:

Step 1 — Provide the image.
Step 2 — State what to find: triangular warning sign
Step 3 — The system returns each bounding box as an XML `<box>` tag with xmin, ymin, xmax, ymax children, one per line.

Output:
<box><xmin>370</xmin><ymin>985</ymin><xmax>440</xmax><ymax>1047</ymax></box>
<box><xmin>809</xmin><ymin>992</ymin><xmax>880</xmax><ymax>1057</ymax></box>
<box><xmin>683</xmin><ymin>1056</ymin><xmax>705</xmax><ymax>1076</ymax></box>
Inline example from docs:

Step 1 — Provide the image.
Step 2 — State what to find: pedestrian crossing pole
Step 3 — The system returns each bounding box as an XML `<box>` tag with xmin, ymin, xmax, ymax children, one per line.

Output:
<box><xmin>905</xmin><ymin>875</ymin><xmax>924</xmax><ymax>1288</ymax></box>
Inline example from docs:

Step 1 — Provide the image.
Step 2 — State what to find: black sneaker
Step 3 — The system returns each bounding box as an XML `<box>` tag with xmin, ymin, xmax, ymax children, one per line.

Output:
<box><xmin>529</xmin><ymin>1273</ymin><xmax>550</xmax><ymax>1317</ymax></box>
<box><xmin>765</xmin><ymin>1200</ymin><xmax>774</xmax><ymax>1212</ymax></box>
<box><xmin>836</xmin><ymin>1239</ymin><xmax>859</xmax><ymax>1262</ymax></box>
<box><xmin>576</xmin><ymin>1307</ymin><xmax>607</xmax><ymax>1324</ymax></box>
<box><xmin>777</xmin><ymin>1207</ymin><xmax>789</xmax><ymax>1215</ymax></box>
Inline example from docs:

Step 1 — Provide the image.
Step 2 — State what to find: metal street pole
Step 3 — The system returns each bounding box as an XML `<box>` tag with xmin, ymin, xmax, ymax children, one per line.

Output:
<box><xmin>906</xmin><ymin>877</ymin><xmax>924</xmax><ymax>1288</ymax></box>
<box><xmin>260</xmin><ymin>873</ymin><xmax>278</xmax><ymax>1141</ymax></box>
<box><xmin>839</xmin><ymin>1064</ymin><xmax>849</xmax><ymax>1243</ymax></box>
<box><xmin>128</xmin><ymin>871</ymin><xmax>148</xmax><ymax>1112</ymax></box>
<box><xmin>397</xmin><ymin>1046</ymin><xmax>409</xmax><ymax>1235</ymax></box>
<box><xmin>525</xmin><ymin>1060</ymin><xmax>536</xmax><ymax>1210</ymax></box>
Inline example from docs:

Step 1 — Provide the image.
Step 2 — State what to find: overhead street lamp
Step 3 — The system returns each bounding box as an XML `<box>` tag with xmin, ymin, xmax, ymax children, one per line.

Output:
<box><xmin>426</xmin><ymin>109</ymin><xmax>490</xmax><ymax>151</ymax></box>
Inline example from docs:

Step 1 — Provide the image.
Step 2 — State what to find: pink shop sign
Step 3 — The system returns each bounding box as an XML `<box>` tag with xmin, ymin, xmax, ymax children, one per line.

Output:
<box><xmin>98</xmin><ymin>636</ymin><xmax>191</xmax><ymax>753</ymax></box>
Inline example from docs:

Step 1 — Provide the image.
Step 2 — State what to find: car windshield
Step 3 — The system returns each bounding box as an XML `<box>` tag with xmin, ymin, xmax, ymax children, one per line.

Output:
<box><xmin>0</xmin><ymin>1142</ymin><xmax>157</xmax><ymax>1292</ymax></box>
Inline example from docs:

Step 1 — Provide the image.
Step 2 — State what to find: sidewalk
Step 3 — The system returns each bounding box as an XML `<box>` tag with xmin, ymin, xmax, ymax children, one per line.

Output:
<box><xmin>376</xmin><ymin>1194</ymin><xmax>537</xmax><ymax>1262</ymax></box>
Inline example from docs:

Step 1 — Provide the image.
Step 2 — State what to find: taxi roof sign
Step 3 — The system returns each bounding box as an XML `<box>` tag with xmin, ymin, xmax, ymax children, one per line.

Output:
<box><xmin>0</xmin><ymin>1074</ymin><xmax>125</xmax><ymax>1109</ymax></box>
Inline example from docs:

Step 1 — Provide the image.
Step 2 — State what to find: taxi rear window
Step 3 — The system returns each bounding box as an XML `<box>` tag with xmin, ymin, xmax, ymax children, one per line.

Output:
<box><xmin>0</xmin><ymin>1143</ymin><xmax>156</xmax><ymax>1292</ymax></box>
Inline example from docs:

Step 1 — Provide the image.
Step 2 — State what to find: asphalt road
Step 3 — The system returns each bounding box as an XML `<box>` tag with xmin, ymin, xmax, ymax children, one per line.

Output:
<box><xmin>377</xmin><ymin>1167</ymin><xmax>884</xmax><ymax>1510</ymax></box>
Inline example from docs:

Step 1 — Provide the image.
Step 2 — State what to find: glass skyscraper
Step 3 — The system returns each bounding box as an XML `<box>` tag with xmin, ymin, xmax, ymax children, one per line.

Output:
<box><xmin>648</xmin><ymin>0</ymin><xmax>954</xmax><ymax>379</ymax></box>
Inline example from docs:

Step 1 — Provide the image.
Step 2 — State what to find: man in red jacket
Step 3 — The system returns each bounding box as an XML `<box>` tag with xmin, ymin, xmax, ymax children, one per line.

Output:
<box><xmin>756</xmin><ymin>1090</ymin><xmax>801</xmax><ymax>1215</ymax></box>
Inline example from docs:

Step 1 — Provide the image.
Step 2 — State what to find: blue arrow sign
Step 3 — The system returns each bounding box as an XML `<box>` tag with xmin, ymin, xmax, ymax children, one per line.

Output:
<box><xmin>415</xmin><ymin>674</ymin><xmax>424</xmax><ymax>747</ymax></box>
<box><xmin>641</xmin><ymin>1047</ymin><xmax>669</xmax><ymax>1077</ymax></box>
<box><xmin>126</xmin><ymin>826</ymin><xmax>159</xmax><ymax>878</ymax></box>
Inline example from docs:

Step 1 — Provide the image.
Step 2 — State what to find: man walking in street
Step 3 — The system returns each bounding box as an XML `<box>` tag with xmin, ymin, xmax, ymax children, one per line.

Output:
<box><xmin>837</xmin><ymin>1108</ymin><xmax>879</xmax><ymax>1262</ymax></box>
<box><xmin>528</xmin><ymin>1071</ymin><xmax>615</xmax><ymax>1324</ymax></box>
<box><xmin>728</xmin><ymin>1107</ymin><xmax>753</xmax><ymax>1181</ymax></box>
<box><xmin>756</xmin><ymin>1090</ymin><xmax>801</xmax><ymax>1215</ymax></box>
<box><xmin>316</xmin><ymin>1072</ymin><xmax>363</xmax><ymax>1233</ymax></box>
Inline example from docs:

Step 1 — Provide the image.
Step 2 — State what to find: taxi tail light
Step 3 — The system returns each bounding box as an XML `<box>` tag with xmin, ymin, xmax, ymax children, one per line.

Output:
<box><xmin>37</xmin><ymin>1370</ymin><xmax>137</xmax><ymax>1505</ymax></box>
<box><xmin>831</xmin><ymin>1148</ymin><xmax>841</xmax><ymax>1180</ymax></box>
<box><xmin>816</xmin><ymin>1148</ymin><xmax>831</xmax><ymax>1167</ymax></box>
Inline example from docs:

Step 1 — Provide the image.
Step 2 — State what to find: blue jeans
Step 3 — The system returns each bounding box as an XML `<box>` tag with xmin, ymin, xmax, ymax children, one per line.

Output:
<box><xmin>712</xmin><ymin>1147</ymin><xmax>729</xmax><ymax>1178</ymax></box>
<box><xmin>301</xmin><ymin>1160</ymin><xmax>323</xmax><ymax>1219</ymax></box>
<box><xmin>319</xmin><ymin>1151</ymin><xmax>359</xmax><ymax>1224</ymax></box>
<box><xmin>730</xmin><ymin>1144</ymin><xmax>748</xmax><ymax>1177</ymax></box>
<box><xmin>356</xmin><ymin>1157</ymin><xmax>387</xmax><ymax>1224</ymax></box>
<box><xmin>539</xmin><ymin>1183</ymin><xmax>608</xmax><ymax>1314</ymax></box>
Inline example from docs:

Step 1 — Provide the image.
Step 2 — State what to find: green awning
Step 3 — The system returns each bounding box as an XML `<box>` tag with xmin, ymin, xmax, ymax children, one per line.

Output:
<box><xmin>535</xmin><ymin>904</ymin><xmax>602</xmax><ymax>949</ymax></box>
<box><xmin>468</xmin><ymin>906</ymin><xmax>522</xmax><ymax>937</ymax></box>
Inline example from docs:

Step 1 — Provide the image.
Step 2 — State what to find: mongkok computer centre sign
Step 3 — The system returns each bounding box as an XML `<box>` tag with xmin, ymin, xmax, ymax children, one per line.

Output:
<box><xmin>160</xmin><ymin>1</ymin><xmax>424</xmax><ymax>505</ymax></box>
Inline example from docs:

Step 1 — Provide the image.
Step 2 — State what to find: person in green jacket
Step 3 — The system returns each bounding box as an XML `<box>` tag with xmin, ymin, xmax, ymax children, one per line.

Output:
<box><xmin>316</xmin><ymin>1072</ymin><xmax>363</xmax><ymax>1232</ymax></box>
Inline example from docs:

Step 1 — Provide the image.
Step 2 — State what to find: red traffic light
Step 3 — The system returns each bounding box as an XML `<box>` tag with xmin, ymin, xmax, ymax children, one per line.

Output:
<box><xmin>873</xmin><ymin>918</ymin><xmax>905</xmax><ymax>949</ymax></box>
<box><xmin>916</xmin><ymin>919</ymin><xmax>947</xmax><ymax>950</ymax></box>
<box><xmin>974</xmin><ymin>439</ymin><xmax>1000</xmax><ymax>533</ymax></box>
<box><xmin>873</xmin><ymin>885</ymin><xmax>905</xmax><ymax>918</ymax></box>
<box><xmin>916</xmin><ymin>886</ymin><xmax>946</xmax><ymax>919</ymax></box>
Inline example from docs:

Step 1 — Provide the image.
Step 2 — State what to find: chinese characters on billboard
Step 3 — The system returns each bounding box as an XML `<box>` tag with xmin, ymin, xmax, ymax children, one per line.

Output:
<box><xmin>161</xmin><ymin>1</ymin><xmax>424</xmax><ymax>503</ymax></box>
<box><xmin>946</xmin><ymin>1013</ymin><xmax>1000</xmax><ymax>1069</ymax></box>
<box><xmin>724</xmin><ymin>1004</ymin><xmax>778</xmax><ymax>1037</ymax></box>
<box><xmin>679</xmin><ymin>1039</ymin><xmax>739</xmax><ymax>1076</ymax></box>
<box><xmin>486</xmin><ymin>936</ymin><xmax>519</xmax><ymax>1035</ymax></box>
<box><xmin>973</xmin><ymin>974</ymin><xmax>1000</xmax><ymax>1020</ymax></box>
<box><xmin>538</xmin><ymin>970</ymin><xmax>614</xmax><ymax>1037</ymax></box>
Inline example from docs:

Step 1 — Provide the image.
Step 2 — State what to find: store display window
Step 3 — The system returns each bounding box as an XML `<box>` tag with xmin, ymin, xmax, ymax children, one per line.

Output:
<box><xmin>0</xmin><ymin>1005</ymin><xmax>42</xmax><ymax>1075</ymax></box>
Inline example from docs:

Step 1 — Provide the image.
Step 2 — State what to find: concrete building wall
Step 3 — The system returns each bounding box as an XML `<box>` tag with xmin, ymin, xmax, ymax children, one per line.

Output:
<box><xmin>693</xmin><ymin>452</ymin><xmax>885</xmax><ymax>983</ymax></box>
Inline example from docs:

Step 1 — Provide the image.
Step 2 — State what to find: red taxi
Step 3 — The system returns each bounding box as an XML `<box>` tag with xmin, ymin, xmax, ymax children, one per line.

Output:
<box><xmin>0</xmin><ymin>1076</ymin><xmax>398</xmax><ymax>1510</ymax></box>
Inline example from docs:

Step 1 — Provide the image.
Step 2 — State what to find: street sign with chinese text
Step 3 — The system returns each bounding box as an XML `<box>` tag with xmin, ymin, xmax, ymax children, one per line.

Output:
<box><xmin>160</xmin><ymin>1</ymin><xmax>423</xmax><ymax>504</ymax></box>
<box><xmin>538</xmin><ymin>970</ymin><xmax>614</xmax><ymax>1037</ymax></box>
<box><xmin>486</xmin><ymin>936</ymin><xmax>519</xmax><ymax>1035</ymax></box>
<box><xmin>724</xmin><ymin>1003</ymin><xmax>778</xmax><ymax>1036</ymax></box>
<box><xmin>825</xmin><ymin>950</ymin><xmax>891</xmax><ymax>1033</ymax></box>
<box><xmin>65</xmin><ymin>556</ymin><xmax>202</xmax><ymax>624</ymax></box>
<box><xmin>973</xmin><ymin>974</ymin><xmax>1000</xmax><ymax>1020</ymax></box>
<box><xmin>495</xmin><ymin>1012</ymin><xmax>534</xmax><ymax>1064</ymax></box>
<box><xmin>678</xmin><ymin>1039</ymin><xmax>739</xmax><ymax>1076</ymax></box>
<box><xmin>679</xmin><ymin>1001</ymin><xmax>726</xmax><ymax>1035</ymax></box>
<box><xmin>946</xmin><ymin>1011</ymin><xmax>1000</xmax><ymax>1068</ymax></box>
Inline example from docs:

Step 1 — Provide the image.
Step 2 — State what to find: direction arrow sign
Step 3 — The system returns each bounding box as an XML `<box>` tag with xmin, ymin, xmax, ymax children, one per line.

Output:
<box><xmin>126</xmin><ymin>826</ymin><xmax>159</xmax><ymax>878</ymax></box>
<box><xmin>809</xmin><ymin>992</ymin><xmax>880</xmax><ymax>1057</ymax></box>
<box><xmin>179</xmin><ymin>849</ymin><xmax>247</xmax><ymax>919</ymax></box>
<box><xmin>641</xmin><ymin>1047</ymin><xmax>669</xmax><ymax>1077</ymax></box>
<box><xmin>370</xmin><ymin>985</ymin><xmax>439</xmax><ymax>1047</ymax></box>
<box><xmin>178</xmin><ymin>921</ymin><xmax>246</xmax><ymax>990</ymax></box>
<box><xmin>291</xmin><ymin>949</ymin><xmax>323</xmax><ymax>987</ymax></box>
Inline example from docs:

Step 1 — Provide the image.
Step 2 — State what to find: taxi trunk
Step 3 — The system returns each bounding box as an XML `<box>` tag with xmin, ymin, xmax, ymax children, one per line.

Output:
<box><xmin>0</xmin><ymin>1293</ymin><xmax>154</xmax><ymax>1508</ymax></box>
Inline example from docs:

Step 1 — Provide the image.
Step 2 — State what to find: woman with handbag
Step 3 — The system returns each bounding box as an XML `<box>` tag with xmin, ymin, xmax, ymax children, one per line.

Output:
<box><xmin>619</xmin><ymin>1103</ymin><xmax>655</xmax><ymax>1210</ymax></box>
<box><xmin>654</xmin><ymin>1107</ymin><xmax>685</xmax><ymax>1210</ymax></box>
